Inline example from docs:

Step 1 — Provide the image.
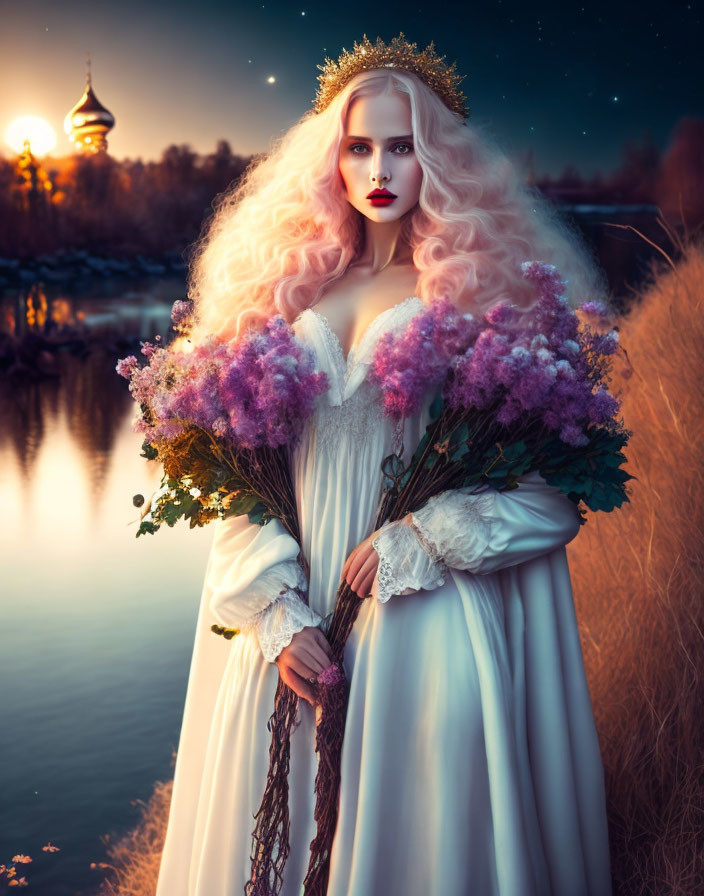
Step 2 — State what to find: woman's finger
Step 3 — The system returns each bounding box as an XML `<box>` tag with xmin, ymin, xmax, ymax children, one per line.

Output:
<box><xmin>345</xmin><ymin>550</ymin><xmax>367</xmax><ymax>588</ymax></box>
<box><xmin>340</xmin><ymin>548</ymin><xmax>356</xmax><ymax>583</ymax></box>
<box><xmin>313</xmin><ymin>629</ymin><xmax>334</xmax><ymax>661</ymax></box>
<box><xmin>298</xmin><ymin>628</ymin><xmax>331</xmax><ymax>668</ymax></box>
<box><xmin>359</xmin><ymin>567</ymin><xmax>377</xmax><ymax>599</ymax></box>
<box><xmin>287</xmin><ymin>668</ymin><xmax>316</xmax><ymax>705</ymax></box>
<box><xmin>279</xmin><ymin>664</ymin><xmax>314</xmax><ymax>705</ymax></box>
<box><xmin>285</xmin><ymin>651</ymin><xmax>316</xmax><ymax>682</ymax></box>
<box><xmin>354</xmin><ymin>554</ymin><xmax>379</xmax><ymax>597</ymax></box>
<box><xmin>351</xmin><ymin>551</ymin><xmax>378</xmax><ymax>595</ymax></box>
<box><xmin>296</xmin><ymin>641</ymin><xmax>328</xmax><ymax>674</ymax></box>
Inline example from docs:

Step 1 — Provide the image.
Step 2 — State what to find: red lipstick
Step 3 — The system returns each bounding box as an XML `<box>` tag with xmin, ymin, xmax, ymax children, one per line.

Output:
<box><xmin>367</xmin><ymin>187</ymin><xmax>397</xmax><ymax>206</ymax></box>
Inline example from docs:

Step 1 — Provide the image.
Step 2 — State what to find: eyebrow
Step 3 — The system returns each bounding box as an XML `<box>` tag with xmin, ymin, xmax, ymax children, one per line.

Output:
<box><xmin>345</xmin><ymin>134</ymin><xmax>414</xmax><ymax>142</ymax></box>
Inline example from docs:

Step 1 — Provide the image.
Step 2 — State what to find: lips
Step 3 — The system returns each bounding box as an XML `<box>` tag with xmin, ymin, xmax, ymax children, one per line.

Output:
<box><xmin>367</xmin><ymin>188</ymin><xmax>397</xmax><ymax>206</ymax></box>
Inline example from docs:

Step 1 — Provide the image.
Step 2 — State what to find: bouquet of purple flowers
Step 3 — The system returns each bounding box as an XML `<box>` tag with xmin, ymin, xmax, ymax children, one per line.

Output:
<box><xmin>297</xmin><ymin>261</ymin><xmax>633</xmax><ymax>896</ymax></box>
<box><xmin>116</xmin><ymin>301</ymin><xmax>328</xmax><ymax>637</ymax></box>
<box><xmin>372</xmin><ymin>259</ymin><xmax>631</xmax><ymax>523</ymax></box>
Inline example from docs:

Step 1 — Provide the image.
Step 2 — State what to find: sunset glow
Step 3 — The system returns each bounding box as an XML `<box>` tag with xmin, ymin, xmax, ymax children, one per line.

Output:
<box><xmin>5</xmin><ymin>115</ymin><xmax>57</xmax><ymax>155</ymax></box>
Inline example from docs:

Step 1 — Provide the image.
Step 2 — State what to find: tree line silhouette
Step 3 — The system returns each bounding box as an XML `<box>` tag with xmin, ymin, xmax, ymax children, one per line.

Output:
<box><xmin>0</xmin><ymin>117</ymin><xmax>702</xmax><ymax>261</ymax></box>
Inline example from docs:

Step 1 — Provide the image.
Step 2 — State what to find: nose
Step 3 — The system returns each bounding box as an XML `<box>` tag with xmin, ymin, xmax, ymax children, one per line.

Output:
<box><xmin>369</xmin><ymin>153</ymin><xmax>390</xmax><ymax>186</ymax></box>
<box><xmin>370</xmin><ymin>170</ymin><xmax>390</xmax><ymax>187</ymax></box>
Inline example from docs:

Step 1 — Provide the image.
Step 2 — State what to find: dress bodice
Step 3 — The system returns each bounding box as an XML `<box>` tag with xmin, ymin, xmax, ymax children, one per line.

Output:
<box><xmin>287</xmin><ymin>295</ymin><xmax>437</xmax><ymax>619</ymax></box>
<box><xmin>292</xmin><ymin>295</ymin><xmax>426</xmax><ymax>406</ymax></box>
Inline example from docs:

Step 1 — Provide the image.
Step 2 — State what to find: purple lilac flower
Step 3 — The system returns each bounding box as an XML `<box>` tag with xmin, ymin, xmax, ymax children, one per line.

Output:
<box><xmin>485</xmin><ymin>302</ymin><xmax>521</xmax><ymax>328</ymax></box>
<box><xmin>443</xmin><ymin>260</ymin><xmax>622</xmax><ymax>447</ymax></box>
<box><xmin>368</xmin><ymin>297</ymin><xmax>476</xmax><ymax>420</ymax></box>
<box><xmin>118</xmin><ymin>315</ymin><xmax>329</xmax><ymax>449</ymax></box>
<box><xmin>367</xmin><ymin>260</ymin><xmax>620</xmax><ymax>445</ymax></box>
<box><xmin>212</xmin><ymin>417</ymin><xmax>228</xmax><ymax>438</ymax></box>
<box><xmin>171</xmin><ymin>299</ymin><xmax>194</xmax><ymax>327</ymax></box>
<box><xmin>578</xmin><ymin>299</ymin><xmax>610</xmax><ymax>318</ymax></box>
<box><xmin>217</xmin><ymin>315</ymin><xmax>329</xmax><ymax>449</ymax></box>
<box><xmin>593</xmin><ymin>330</ymin><xmax>620</xmax><ymax>355</ymax></box>
<box><xmin>116</xmin><ymin>355</ymin><xmax>139</xmax><ymax>379</ymax></box>
<box><xmin>317</xmin><ymin>661</ymin><xmax>346</xmax><ymax>687</ymax></box>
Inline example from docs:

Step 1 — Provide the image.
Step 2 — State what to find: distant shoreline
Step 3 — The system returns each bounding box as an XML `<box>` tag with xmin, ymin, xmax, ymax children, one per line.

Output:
<box><xmin>0</xmin><ymin>250</ymin><xmax>188</xmax><ymax>290</ymax></box>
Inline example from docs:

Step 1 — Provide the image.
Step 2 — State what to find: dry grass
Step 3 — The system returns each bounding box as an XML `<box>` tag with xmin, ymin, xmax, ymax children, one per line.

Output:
<box><xmin>94</xmin><ymin>777</ymin><xmax>172</xmax><ymax>896</ymax></box>
<box><xmin>569</xmin><ymin>233</ymin><xmax>704</xmax><ymax>895</ymax></box>
<box><xmin>94</xmin><ymin>236</ymin><xmax>704</xmax><ymax>896</ymax></box>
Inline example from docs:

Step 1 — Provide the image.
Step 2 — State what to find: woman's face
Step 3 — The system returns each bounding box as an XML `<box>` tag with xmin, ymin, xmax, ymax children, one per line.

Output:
<box><xmin>338</xmin><ymin>87</ymin><xmax>423</xmax><ymax>223</ymax></box>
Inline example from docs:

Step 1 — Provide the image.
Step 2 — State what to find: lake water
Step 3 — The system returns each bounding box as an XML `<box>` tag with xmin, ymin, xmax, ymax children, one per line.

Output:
<box><xmin>0</xmin><ymin>279</ymin><xmax>213</xmax><ymax>895</ymax></box>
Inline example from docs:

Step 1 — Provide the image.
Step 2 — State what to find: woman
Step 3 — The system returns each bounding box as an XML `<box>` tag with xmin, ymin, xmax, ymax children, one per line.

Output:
<box><xmin>156</xmin><ymin>34</ymin><xmax>612</xmax><ymax>896</ymax></box>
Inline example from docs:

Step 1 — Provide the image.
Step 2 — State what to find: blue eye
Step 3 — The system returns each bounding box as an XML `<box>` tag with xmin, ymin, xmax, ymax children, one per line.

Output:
<box><xmin>347</xmin><ymin>142</ymin><xmax>414</xmax><ymax>154</ymax></box>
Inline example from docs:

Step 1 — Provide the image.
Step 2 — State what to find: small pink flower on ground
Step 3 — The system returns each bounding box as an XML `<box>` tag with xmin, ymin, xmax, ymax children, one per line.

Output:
<box><xmin>11</xmin><ymin>856</ymin><xmax>31</xmax><ymax>864</ymax></box>
<box><xmin>42</xmin><ymin>842</ymin><xmax>60</xmax><ymax>852</ymax></box>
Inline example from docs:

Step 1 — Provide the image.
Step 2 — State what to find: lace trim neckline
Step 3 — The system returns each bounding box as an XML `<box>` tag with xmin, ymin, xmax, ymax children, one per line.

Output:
<box><xmin>303</xmin><ymin>295</ymin><xmax>424</xmax><ymax>368</ymax></box>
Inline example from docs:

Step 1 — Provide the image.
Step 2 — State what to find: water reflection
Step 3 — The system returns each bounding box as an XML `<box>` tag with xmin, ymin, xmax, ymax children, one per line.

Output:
<box><xmin>0</xmin><ymin>276</ymin><xmax>183</xmax><ymax>490</ymax></box>
<box><xmin>0</xmin><ymin>284</ymin><xmax>213</xmax><ymax>896</ymax></box>
<box><xmin>0</xmin><ymin>351</ymin><xmax>133</xmax><ymax>497</ymax></box>
<box><xmin>1</xmin><ymin>276</ymin><xmax>182</xmax><ymax>342</ymax></box>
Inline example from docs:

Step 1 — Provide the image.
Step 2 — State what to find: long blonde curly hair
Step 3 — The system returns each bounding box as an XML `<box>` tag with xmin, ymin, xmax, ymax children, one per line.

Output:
<box><xmin>187</xmin><ymin>67</ymin><xmax>608</xmax><ymax>343</ymax></box>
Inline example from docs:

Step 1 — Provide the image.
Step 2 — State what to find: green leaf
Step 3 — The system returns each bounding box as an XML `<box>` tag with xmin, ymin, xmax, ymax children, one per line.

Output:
<box><xmin>140</xmin><ymin>440</ymin><xmax>159</xmax><ymax>460</ymax></box>
<box><xmin>411</xmin><ymin>431</ymin><xmax>431</xmax><ymax>462</ymax></box>
<box><xmin>136</xmin><ymin>520</ymin><xmax>159</xmax><ymax>537</ymax></box>
<box><xmin>450</xmin><ymin>443</ymin><xmax>469</xmax><ymax>462</ymax></box>
<box><xmin>184</xmin><ymin>499</ymin><xmax>202</xmax><ymax>522</ymax></box>
<box><xmin>227</xmin><ymin>492</ymin><xmax>262</xmax><ymax>516</ymax></box>
<box><xmin>494</xmin><ymin>439</ymin><xmax>530</xmax><ymax>469</ymax></box>
<box><xmin>210</xmin><ymin>623</ymin><xmax>240</xmax><ymax>639</ymax></box>
<box><xmin>449</xmin><ymin>423</ymin><xmax>469</xmax><ymax>447</ymax></box>
<box><xmin>428</xmin><ymin>391</ymin><xmax>443</xmax><ymax>421</ymax></box>
<box><xmin>247</xmin><ymin>501</ymin><xmax>274</xmax><ymax>525</ymax></box>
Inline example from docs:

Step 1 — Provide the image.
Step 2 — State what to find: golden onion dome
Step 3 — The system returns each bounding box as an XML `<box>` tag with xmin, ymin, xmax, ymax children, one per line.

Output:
<box><xmin>64</xmin><ymin>54</ymin><xmax>115</xmax><ymax>153</ymax></box>
<box><xmin>64</xmin><ymin>84</ymin><xmax>115</xmax><ymax>133</ymax></box>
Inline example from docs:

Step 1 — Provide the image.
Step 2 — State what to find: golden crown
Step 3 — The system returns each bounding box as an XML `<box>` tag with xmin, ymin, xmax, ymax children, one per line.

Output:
<box><xmin>313</xmin><ymin>33</ymin><xmax>470</xmax><ymax>119</ymax></box>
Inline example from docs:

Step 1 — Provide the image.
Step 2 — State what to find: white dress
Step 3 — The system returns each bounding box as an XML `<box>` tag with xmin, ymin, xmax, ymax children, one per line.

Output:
<box><xmin>155</xmin><ymin>296</ymin><xmax>612</xmax><ymax>896</ymax></box>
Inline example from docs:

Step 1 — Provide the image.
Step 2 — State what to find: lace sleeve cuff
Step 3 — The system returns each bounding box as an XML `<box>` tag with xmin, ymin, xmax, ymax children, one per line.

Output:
<box><xmin>371</xmin><ymin>473</ymin><xmax>581</xmax><ymax>598</ymax></box>
<box><xmin>370</xmin><ymin>518</ymin><xmax>447</xmax><ymax>604</ymax></box>
<box><xmin>250</xmin><ymin>587</ymin><xmax>323</xmax><ymax>663</ymax></box>
<box><xmin>410</xmin><ymin>488</ymin><xmax>496</xmax><ymax>573</ymax></box>
<box><xmin>370</xmin><ymin>486</ymin><xmax>496</xmax><ymax>603</ymax></box>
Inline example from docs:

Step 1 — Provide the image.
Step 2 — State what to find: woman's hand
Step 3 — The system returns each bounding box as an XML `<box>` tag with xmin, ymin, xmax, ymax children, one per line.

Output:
<box><xmin>275</xmin><ymin>626</ymin><xmax>334</xmax><ymax>706</ymax></box>
<box><xmin>340</xmin><ymin>514</ymin><xmax>413</xmax><ymax>599</ymax></box>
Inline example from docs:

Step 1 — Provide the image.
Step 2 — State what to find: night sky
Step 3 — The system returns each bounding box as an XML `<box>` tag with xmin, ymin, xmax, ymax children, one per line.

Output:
<box><xmin>1</xmin><ymin>0</ymin><xmax>701</xmax><ymax>176</ymax></box>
